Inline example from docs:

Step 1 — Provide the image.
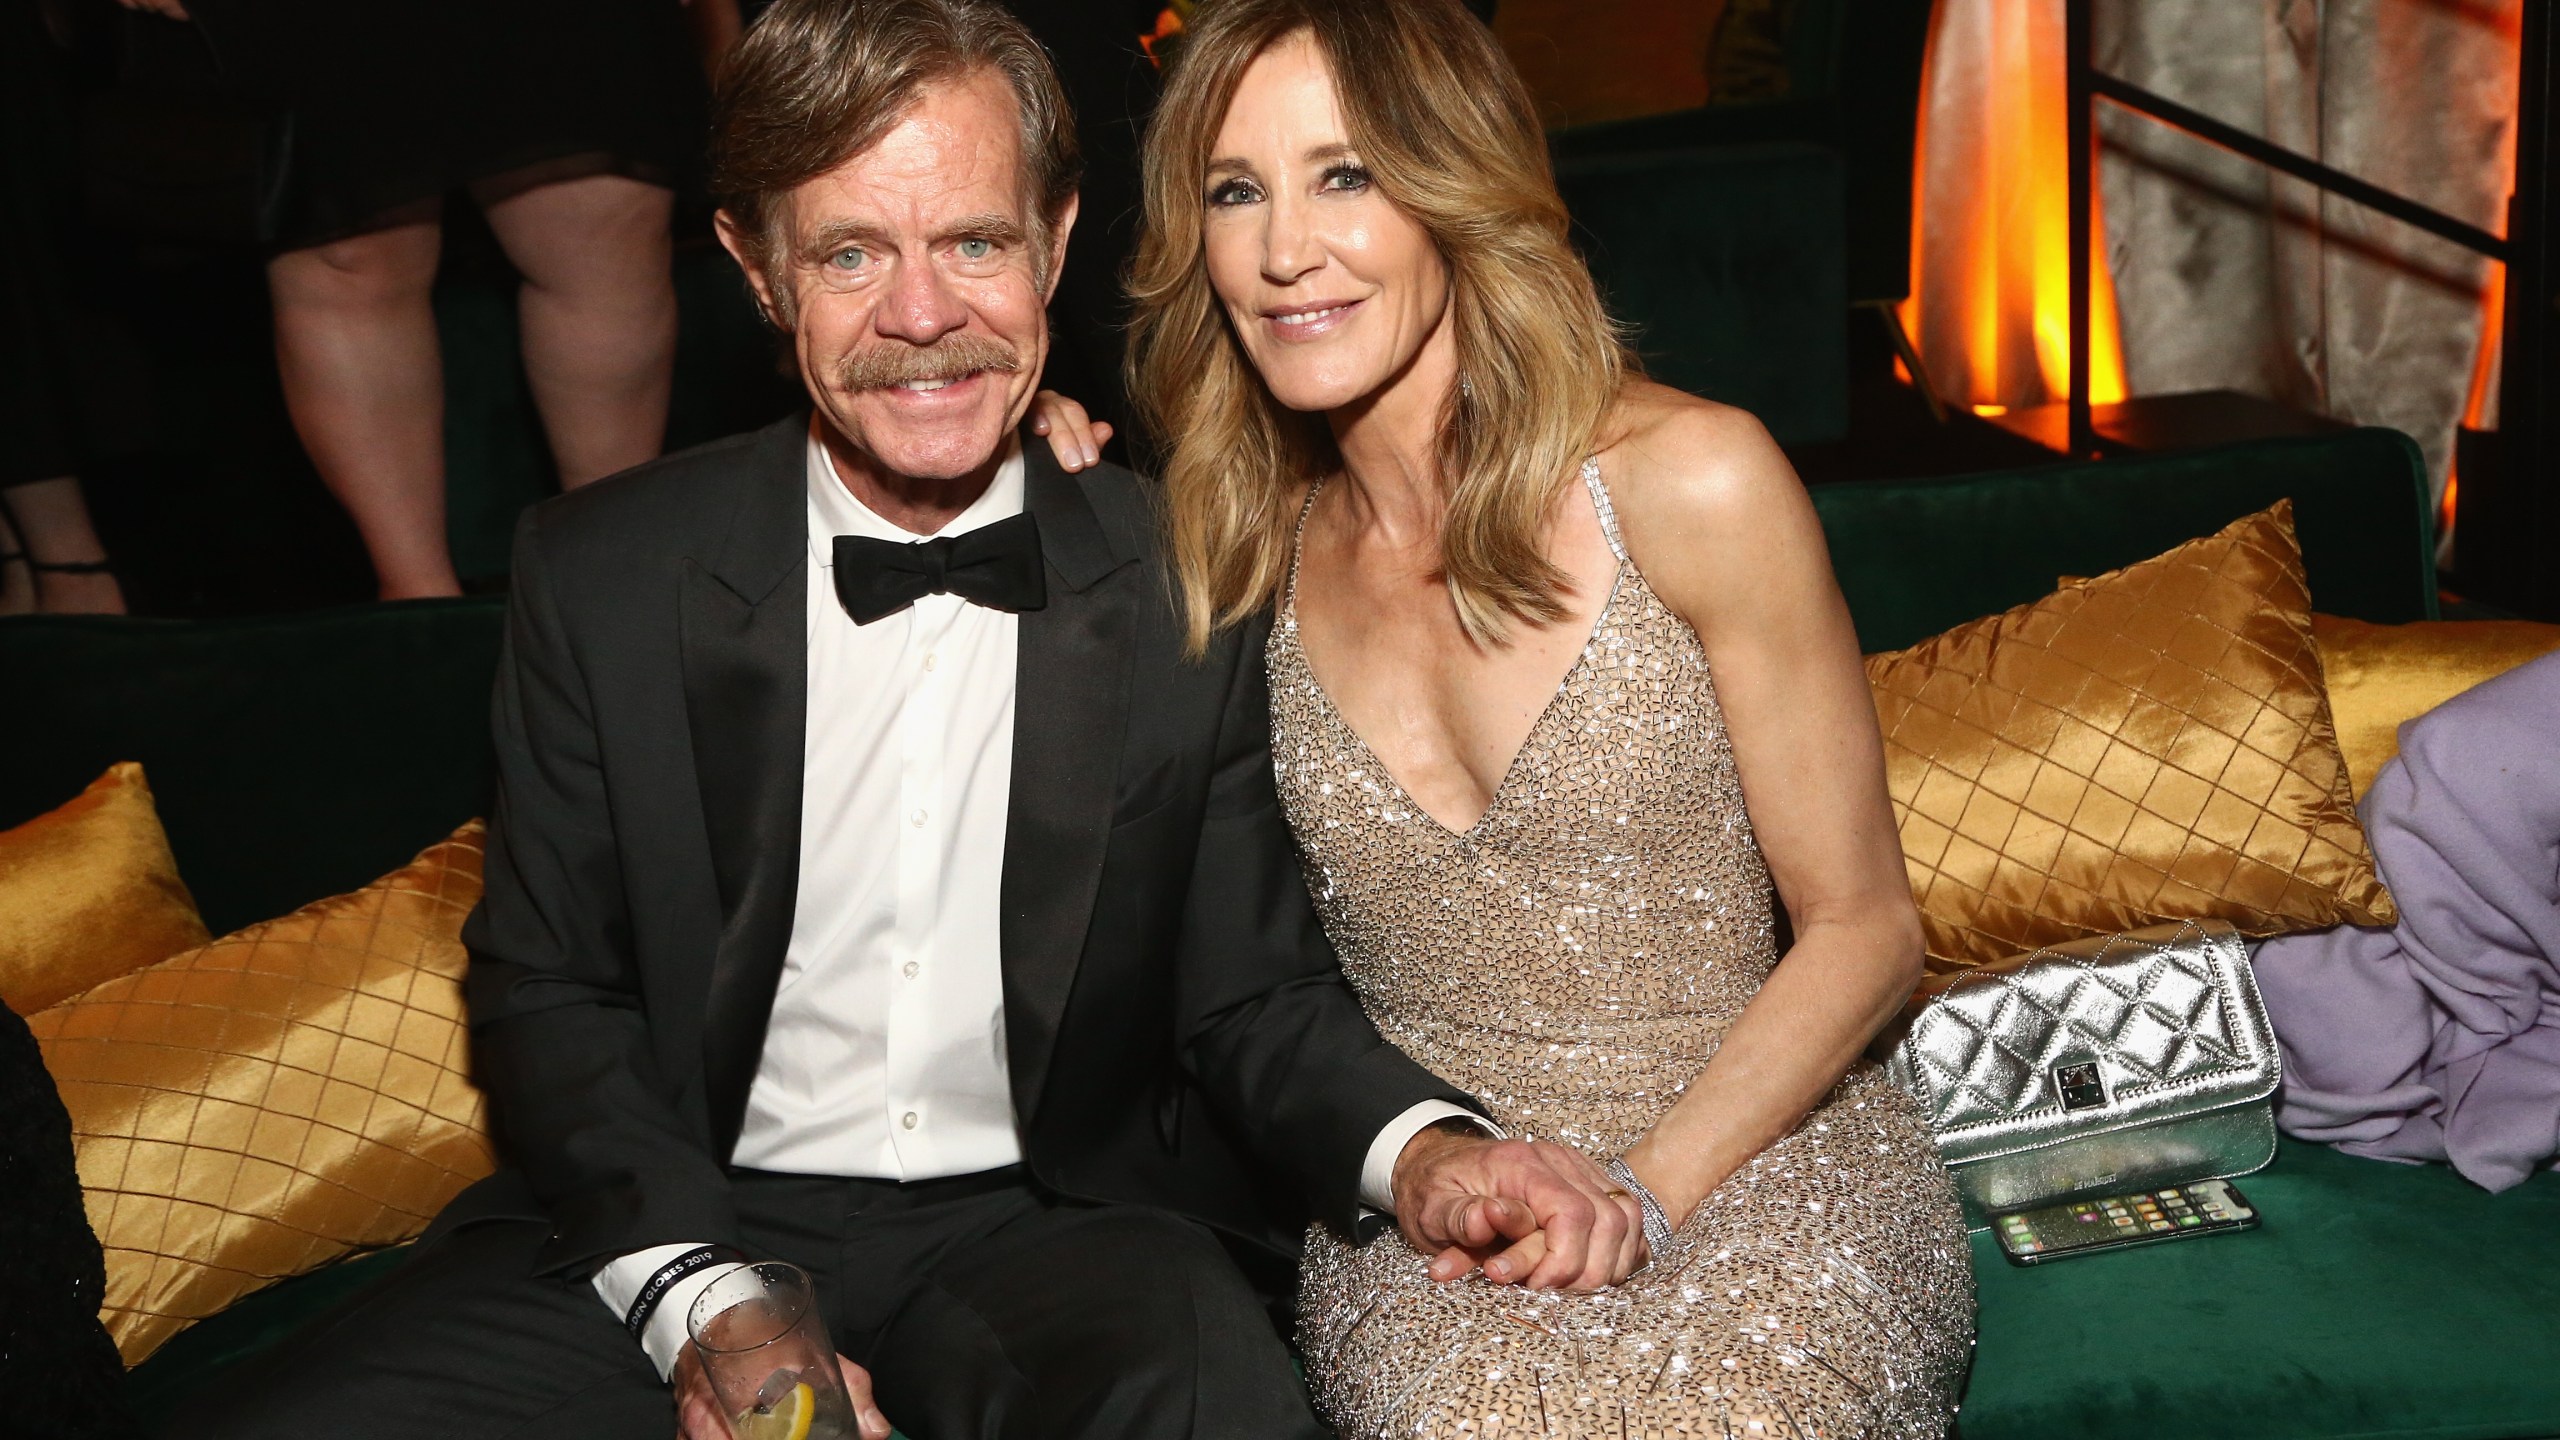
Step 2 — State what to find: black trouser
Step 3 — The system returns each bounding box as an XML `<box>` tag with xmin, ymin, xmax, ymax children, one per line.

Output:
<box><xmin>188</xmin><ymin>1169</ymin><xmax>1324</xmax><ymax>1440</ymax></box>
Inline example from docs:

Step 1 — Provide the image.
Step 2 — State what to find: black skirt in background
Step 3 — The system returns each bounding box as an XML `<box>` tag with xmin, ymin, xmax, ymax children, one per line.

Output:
<box><xmin>191</xmin><ymin>0</ymin><xmax>708</xmax><ymax>251</ymax></box>
<box><xmin>2</xmin><ymin>5</ymin><xmax>138</xmax><ymax>489</ymax></box>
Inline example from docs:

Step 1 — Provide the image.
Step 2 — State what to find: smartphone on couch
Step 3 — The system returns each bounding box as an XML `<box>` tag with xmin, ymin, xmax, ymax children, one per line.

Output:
<box><xmin>1993</xmin><ymin>1177</ymin><xmax>2261</xmax><ymax>1265</ymax></box>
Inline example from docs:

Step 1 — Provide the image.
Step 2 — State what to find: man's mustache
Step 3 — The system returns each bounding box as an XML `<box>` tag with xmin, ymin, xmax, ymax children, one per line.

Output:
<box><xmin>836</xmin><ymin>333</ymin><xmax>1023</xmax><ymax>393</ymax></box>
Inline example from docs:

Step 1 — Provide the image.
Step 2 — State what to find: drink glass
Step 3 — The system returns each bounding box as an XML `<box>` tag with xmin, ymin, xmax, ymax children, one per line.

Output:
<box><xmin>687</xmin><ymin>1262</ymin><xmax>860</xmax><ymax>1440</ymax></box>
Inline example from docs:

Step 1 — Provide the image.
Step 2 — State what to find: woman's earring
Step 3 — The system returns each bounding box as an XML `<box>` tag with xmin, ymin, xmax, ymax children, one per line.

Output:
<box><xmin>1459</xmin><ymin>373</ymin><xmax>1474</xmax><ymax>402</ymax></box>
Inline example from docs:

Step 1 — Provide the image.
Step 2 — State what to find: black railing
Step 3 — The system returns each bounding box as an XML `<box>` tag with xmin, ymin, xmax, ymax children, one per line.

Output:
<box><xmin>2061</xmin><ymin>0</ymin><xmax>2517</xmax><ymax>459</ymax></box>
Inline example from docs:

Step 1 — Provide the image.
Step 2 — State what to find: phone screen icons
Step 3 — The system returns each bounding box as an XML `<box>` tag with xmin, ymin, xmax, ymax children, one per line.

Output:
<box><xmin>1996</xmin><ymin>1179</ymin><xmax>2263</xmax><ymax>1264</ymax></box>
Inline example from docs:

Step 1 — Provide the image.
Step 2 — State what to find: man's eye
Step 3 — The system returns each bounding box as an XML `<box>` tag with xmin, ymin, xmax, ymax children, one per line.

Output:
<box><xmin>1208</xmin><ymin>178</ymin><xmax>1261</xmax><ymax>207</ymax></box>
<box><xmin>1322</xmin><ymin>164</ymin><xmax>1372</xmax><ymax>193</ymax></box>
<box><xmin>828</xmin><ymin>247</ymin><xmax>867</xmax><ymax>271</ymax></box>
<box><xmin>955</xmin><ymin>238</ymin><xmax>995</xmax><ymax>260</ymax></box>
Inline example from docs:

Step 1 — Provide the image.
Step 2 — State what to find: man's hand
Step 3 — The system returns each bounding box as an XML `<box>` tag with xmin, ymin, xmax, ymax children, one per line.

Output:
<box><xmin>1389</xmin><ymin>1125</ymin><xmax>1646</xmax><ymax>1291</ymax></box>
<box><xmin>674</xmin><ymin>1342</ymin><xmax>891</xmax><ymax>1440</ymax></box>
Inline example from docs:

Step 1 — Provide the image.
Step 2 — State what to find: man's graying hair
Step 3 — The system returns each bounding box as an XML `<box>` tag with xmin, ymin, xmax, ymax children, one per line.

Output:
<box><xmin>711</xmin><ymin>0</ymin><xmax>1082</xmax><ymax>327</ymax></box>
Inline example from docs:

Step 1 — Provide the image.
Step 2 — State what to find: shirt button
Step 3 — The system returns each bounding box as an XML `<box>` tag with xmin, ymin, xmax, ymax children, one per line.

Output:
<box><xmin>902</xmin><ymin>961</ymin><xmax>919</xmax><ymax>979</ymax></box>
<box><xmin>909</xmin><ymin>808</ymin><xmax>928</xmax><ymax>827</ymax></box>
<box><xmin>922</xmin><ymin>652</ymin><xmax>938</xmax><ymax>672</ymax></box>
<box><xmin>901</xmin><ymin>1111</ymin><xmax>919</xmax><ymax>1130</ymax></box>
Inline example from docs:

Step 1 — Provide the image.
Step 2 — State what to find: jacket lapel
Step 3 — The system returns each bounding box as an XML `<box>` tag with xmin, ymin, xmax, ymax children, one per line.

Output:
<box><xmin>1002</xmin><ymin>434</ymin><xmax>1141</xmax><ymax>1122</ymax></box>
<box><xmin>682</xmin><ymin>415</ymin><xmax>813</xmax><ymax>1160</ymax></box>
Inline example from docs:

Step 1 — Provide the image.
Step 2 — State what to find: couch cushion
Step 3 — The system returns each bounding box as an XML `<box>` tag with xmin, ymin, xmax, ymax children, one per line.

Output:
<box><xmin>0</xmin><ymin>600</ymin><xmax>506</xmax><ymax>934</ymax></box>
<box><xmin>1813</xmin><ymin>429</ymin><xmax>2439</xmax><ymax>654</ymax></box>
<box><xmin>2312</xmin><ymin>615</ymin><xmax>2560</xmax><ymax>801</ymax></box>
<box><xmin>1958</xmin><ymin>1138</ymin><xmax>2560</xmax><ymax>1440</ymax></box>
<box><xmin>1868</xmin><ymin>503</ymin><xmax>2391</xmax><ymax>972</ymax></box>
<box><xmin>1556</xmin><ymin>140</ymin><xmax>1849</xmax><ymax>445</ymax></box>
<box><xmin>1</xmin><ymin>762</ymin><xmax>209</xmax><ymax>1015</ymax></box>
<box><xmin>29</xmin><ymin>825</ymin><xmax>495</xmax><ymax>1365</ymax></box>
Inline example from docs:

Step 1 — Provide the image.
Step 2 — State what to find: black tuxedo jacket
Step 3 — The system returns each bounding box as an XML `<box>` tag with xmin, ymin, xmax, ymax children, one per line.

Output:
<box><xmin>449</xmin><ymin>414</ymin><xmax>1466</xmax><ymax>1275</ymax></box>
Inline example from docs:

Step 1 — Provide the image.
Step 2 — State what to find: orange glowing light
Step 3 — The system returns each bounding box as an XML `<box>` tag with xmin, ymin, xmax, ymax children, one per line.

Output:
<box><xmin>2441</xmin><ymin>256</ymin><xmax>2506</xmax><ymax>539</ymax></box>
<box><xmin>1140</xmin><ymin>5</ymin><xmax>1187</xmax><ymax>68</ymax></box>
<box><xmin>2442</xmin><ymin>0</ymin><xmax>2523</xmax><ymax>550</ymax></box>
<box><xmin>1900</xmin><ymin>0</ymin><xmax>2127</xmax><ymax>414</ymax></box>
<box><xmin>2461</xmin><ymin>259</ymin><xmax>2505</xmax><ymax>433</ymax></box>
<box><xmin>1971</xmin><ymin>403</ymin><xmax>2009</xmax><ymax>418</ymax></box>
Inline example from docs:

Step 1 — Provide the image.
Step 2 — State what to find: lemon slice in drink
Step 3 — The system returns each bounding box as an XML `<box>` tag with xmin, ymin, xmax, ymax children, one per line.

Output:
<box><xmin>731</xmin><ymin>1380</ymin><xmax>816</xmax><ymax>1440</ymax></box>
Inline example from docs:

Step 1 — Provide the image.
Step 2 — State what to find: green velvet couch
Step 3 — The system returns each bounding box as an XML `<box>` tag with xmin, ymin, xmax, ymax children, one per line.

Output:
<box><xmin>1548</xmin><ymin>0</ymin><xmax>1939</xmax><ymax>447</ymax></box>
<box><xmin>7</xmin><ymin>428</ymin><xmax>2556</xmax><ymax>1439</ymax></box>
<box><xmin>1555</xmin><ymin>140</ymin><xmax>1849</xmax><ymax>446</ymax></box>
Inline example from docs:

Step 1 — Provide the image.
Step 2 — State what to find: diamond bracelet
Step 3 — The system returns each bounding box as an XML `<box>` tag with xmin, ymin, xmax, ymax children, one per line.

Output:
<box><xmin>1601</xmin><ymin>1156</ymin><xmax>1678</xmax><ymax>1265</ymax></box>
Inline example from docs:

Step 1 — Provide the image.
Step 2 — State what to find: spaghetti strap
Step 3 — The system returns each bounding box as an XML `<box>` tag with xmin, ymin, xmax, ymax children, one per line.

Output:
<box><xmin>1579</xmin><ymin>457</ymin><xmax>1629</xmax><ymax>565</ymax></box>
<box><xmin>1282</xmin><ymin>481</ymin><xmax>1326</xmax><ymax>612</ymax></box>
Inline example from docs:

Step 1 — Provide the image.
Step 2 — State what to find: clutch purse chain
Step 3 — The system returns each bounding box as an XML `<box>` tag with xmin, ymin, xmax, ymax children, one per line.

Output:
<box><xmin>1885</xmin><ymin>919</ymin><xmax>2279</xmax><ymax>1226</ymax></box>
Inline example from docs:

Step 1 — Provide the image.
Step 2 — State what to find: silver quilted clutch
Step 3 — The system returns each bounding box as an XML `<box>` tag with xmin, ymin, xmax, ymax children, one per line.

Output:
<box><xmin>1885</xmin><ymin>920</ymin><xmax>2278</xmax><ymax>1224</ymax></box>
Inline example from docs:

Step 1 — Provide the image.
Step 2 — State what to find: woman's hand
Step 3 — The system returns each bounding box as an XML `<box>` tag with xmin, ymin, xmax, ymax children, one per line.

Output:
<box><xmin>1027</xmin><ymin>390</ymin><xmax>1113</xmax><ymax>472</ymax></box>
<box><xmin>112</xmin><ymin>0</ymin><xmax>192</xmax><ymax>19</ymax></box>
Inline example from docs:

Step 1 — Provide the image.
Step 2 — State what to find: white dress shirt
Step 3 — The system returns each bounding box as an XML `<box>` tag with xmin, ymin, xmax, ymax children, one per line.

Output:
<box><xmin>732</xmin><ymin>430</ymin><xmax>1029</xmax><ymax>1177</ymax></box>
<box><xmin>595</xmin><ymin>426</ymin><xmax>1482</xmax><ymax>1375</ymax></box>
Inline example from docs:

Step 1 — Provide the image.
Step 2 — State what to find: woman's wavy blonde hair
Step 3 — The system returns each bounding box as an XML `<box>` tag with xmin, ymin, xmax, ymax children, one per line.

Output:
<box><xmin>1128</xmin><ymin>0</ymin><xmax>1632</xmax><ymax>654</ymax></box>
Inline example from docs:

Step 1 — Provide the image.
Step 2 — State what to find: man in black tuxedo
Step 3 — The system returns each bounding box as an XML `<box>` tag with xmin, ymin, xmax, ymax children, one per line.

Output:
<box><xmin>193</xmin><ymin>3</ymin><xmax>1641</xmax><ymax>1438</ymax></box>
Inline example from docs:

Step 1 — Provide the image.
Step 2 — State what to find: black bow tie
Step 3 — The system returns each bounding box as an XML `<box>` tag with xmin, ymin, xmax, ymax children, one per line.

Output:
<box><xmin>831</xmin><ymin>511</ymin><xmax>1047</xmax><ymax>624</ymax></box>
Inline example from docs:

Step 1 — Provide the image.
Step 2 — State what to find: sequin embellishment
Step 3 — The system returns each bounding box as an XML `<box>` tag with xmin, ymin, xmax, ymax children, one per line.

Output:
<box><xmin>1272</xmin><ymin>460</ymin><xmax>1975</xmax><ymax>1439</ymax></box>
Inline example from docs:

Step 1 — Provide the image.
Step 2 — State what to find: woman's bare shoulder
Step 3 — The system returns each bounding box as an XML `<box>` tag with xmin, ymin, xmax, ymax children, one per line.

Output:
<box><xmin>1598</xmin><ymin>381</ymin><xmax>1811</xmax><ymax>559</ymax></box>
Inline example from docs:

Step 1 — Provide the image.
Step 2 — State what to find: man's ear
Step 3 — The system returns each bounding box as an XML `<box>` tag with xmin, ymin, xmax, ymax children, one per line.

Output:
<box><xmin>715</xmin><ymin>208</ymin><xmax>790</xmax><ymax>330</ymax></box>
<box><xmin>1040</xmin><ymin>191</ymin><xmax>1081</xmax><ymax>301</ymax></box>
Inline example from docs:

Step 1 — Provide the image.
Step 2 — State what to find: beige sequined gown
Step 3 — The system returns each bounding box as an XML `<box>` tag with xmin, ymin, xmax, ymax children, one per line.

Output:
<box><xmin>1271</xmin><ymin>462</ymin><xmax>1975</xmax><ymax>1440</ymax></box>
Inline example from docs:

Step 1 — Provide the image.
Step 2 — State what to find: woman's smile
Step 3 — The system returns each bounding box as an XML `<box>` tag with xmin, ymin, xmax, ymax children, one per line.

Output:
<box><xmin>1260</xmin><ymin>297</ymin><xmax>1366</xmax><ymax>340</ymax></box>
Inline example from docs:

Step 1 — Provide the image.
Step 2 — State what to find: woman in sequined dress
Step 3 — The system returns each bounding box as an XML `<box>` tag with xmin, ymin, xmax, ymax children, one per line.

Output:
<box><xmin>1114</xmin><ymin>2</ymin><xmax>1976</xmax><ymax>1436</ymax></box>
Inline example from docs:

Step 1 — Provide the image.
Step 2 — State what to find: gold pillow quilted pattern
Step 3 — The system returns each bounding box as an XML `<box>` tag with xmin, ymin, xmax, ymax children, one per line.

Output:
<box><xmin>27</xmin><ymin>823</ymin><xmax>496</xmax><ymax>1366</ymax></box>
<box><xmin>1867</xmin><ymin>502</ymin><xmax>2394</xmax><ymax>974</ymax></box>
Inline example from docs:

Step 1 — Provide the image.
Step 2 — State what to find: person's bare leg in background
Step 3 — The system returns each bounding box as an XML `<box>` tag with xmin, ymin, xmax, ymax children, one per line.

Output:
<box><xmin>0</xmin><ymin>500</ymin><xmax>31</xmax><ymax>615</ymax></box>
<box><xmin>0</xmin><ymin>478</ymin><xmax>127</xmax><ymax>614</ymax></box>
<box><xmin>267</xmin><ymin>174</ymin><xmax>675</xmax><ymax>598</ymax></box>
<box><xmin>267</xmin><ymin>218</ymin><xmax>459</xmax><ymax>599</ymax></box>
<box><xmin>485</xmin><ymin>174</ymin><xmax>676</xmax><ymax>489</ymax></box>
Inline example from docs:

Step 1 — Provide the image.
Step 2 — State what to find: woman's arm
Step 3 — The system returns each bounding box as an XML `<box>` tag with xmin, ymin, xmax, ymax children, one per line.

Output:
<box><xmin>1604</xmin><ymin>385</ymin><xmax>1925</xmax><ymax>1228</ymax></box>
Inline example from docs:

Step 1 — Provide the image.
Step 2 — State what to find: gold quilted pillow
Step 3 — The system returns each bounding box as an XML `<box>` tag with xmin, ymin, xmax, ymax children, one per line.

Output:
<box><xmin>1867</xmin><ymin>501</ymin><xmax>2394</xmax><ymax>974</ymax></box>
<box><xmin>27</xmin><ymin>823</ymin><xmax>496</xmax><ymax>1365</ymax></box>
<box><xmin>2</xmin><ymin>763</ymin><xmax>210</xmax><ymax>1016</ymax></box>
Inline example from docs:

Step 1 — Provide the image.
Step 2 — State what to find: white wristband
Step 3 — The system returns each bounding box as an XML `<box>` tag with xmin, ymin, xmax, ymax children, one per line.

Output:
<box><xmin>592</xmin><ymin>1244</ymin><xmax>746</xmax><ymax>1380</ymax></box>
